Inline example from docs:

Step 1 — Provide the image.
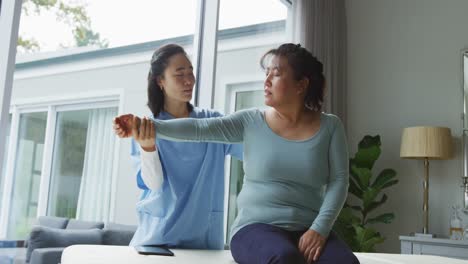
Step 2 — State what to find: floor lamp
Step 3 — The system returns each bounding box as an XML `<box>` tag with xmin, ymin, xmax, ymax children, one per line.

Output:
<box><xmin>400</xmin><ymin>126</ymin><xmax>453</xmax><ymax>237</ymax></box>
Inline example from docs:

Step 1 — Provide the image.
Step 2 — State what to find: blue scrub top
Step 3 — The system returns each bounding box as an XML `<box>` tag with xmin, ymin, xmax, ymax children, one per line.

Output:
<box><xmin>129</xmin><ymin>107</ymin><xmax>242</xmax><ymax>249</ymax></box>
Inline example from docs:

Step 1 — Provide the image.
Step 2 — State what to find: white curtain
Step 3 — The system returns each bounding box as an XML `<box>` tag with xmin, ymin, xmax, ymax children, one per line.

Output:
<box><xmin>291</xmin><ymin>0</ymin><xmax>347</xmax><ymax>127</ymax></box>
<box><xmin>76</xmin><ymin>108</ymin><xmax>117</xmax><ymax>222</ymax></box>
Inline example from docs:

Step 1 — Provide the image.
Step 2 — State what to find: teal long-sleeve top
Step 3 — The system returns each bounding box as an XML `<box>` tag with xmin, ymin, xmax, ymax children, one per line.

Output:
<box><xmin>150</xmin><ymin>108</ymin><xmax>349</xmax><ymax>241</ymax></box>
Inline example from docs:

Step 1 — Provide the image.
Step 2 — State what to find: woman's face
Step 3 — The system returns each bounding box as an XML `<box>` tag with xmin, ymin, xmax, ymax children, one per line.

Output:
<box><xmin>159</xmin><ymin>53</ymin><xmax>195</xmax><ymax>103</ymax></box>
<box><xmin>263</xmin><ymin>55</ymin><xmax>303</xmax><ymax>108</ymax></box>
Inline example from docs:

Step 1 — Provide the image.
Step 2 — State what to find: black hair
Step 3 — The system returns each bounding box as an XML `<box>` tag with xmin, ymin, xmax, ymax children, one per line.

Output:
<box><xmin>147</xmin><ymin>43</ymin><xmax>193</xmax><ymax>117</ymax></box>
<box><xmin>260</xmin><ymin>43</ymin><xmax>325</xmax><ymax>111</ymax></box>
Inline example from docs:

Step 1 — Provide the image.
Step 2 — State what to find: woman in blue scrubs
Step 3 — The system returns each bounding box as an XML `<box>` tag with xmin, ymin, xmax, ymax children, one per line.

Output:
<box><xmin>113</xmin><ymin>44</ymin><xmax>242</xmax><ymax>249</ymax></box>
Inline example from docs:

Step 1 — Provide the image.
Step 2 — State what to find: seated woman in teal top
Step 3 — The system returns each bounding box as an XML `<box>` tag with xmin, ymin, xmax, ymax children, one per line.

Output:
<box><xmin>113</xmin><ymin>44</ymin><xmax>242</xmax><ymax>249</ymax></box>
<box><xmin>115</xmin><ymin>44</ymin><xmax>358</xmax><ymax>264</ymax></box>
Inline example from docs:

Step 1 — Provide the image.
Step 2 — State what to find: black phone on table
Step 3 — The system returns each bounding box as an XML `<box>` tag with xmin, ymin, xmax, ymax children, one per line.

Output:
<box><xmin>135</xmin><ymin>245</ymin><xmax>174</xmax><ymax>256</ymax></box>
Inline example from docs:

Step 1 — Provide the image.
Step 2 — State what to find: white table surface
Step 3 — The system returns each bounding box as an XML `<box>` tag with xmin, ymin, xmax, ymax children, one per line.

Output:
<box><xmin>61</xmin><ymin>245</ymin><xmax>468</xmax><ymax>264</ymax></box>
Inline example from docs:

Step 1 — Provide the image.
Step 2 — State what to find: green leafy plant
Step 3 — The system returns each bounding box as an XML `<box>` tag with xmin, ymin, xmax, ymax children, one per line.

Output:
<box><xmin>18</xmin><ymin>0</ymin><xmax>108</xmax><ymax>53</ymax></box>
<box><xmin>334</xmin><ymin>135</ymin><xmax>398</xmax><ymax>252</ymax></box>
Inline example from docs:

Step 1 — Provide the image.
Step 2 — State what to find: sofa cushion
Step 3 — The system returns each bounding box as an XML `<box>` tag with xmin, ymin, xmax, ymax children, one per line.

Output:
<box><xmin>102</xmin><ymin>223</ymin><xmax>136</xmax><ymax>246</ymax></box>
<box><xmin>102</xmin><ymin>229</ymin><xmax>135</xmax><ymax>246</ymax></box>
<box><xmin>30</xmin><ymin>247</ymin><xmax>66</xmax><ymax>264</ymax></box>
<box><xmin>104</xmin><ymin>223</ymin><xmax>137</xmax><ymax>232</ymax></box>
<box><xmin>66</xmin><ymin>219</ymin><xmax>104</xmax><ymax>230</ymax></box>
<box><xmin>36</xmin><ymin>216</ymin><xmax>69</xmax><ymax>229</ymax></box>
<box><xmin>25</xmin><ymin>216</ymin><xmax>70</xmax><ymax>248</ymax></box>
<box><xmin>26</xmin><ymin>226</ymin><xmax>102</xmax><ymax>263</ymax></box>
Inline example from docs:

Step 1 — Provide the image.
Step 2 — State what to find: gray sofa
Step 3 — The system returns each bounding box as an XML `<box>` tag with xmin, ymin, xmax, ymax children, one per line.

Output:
<box><xmin>7</xmin><ymin>216</ymin><xmax>136</xmax><ymax>264</ymax></box>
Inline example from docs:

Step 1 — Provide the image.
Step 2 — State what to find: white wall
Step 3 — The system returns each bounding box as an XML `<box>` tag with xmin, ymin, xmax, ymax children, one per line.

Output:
<box><xmin>346</xmin><ymin>0</ymin><xmax>468</xmax><ymax>253</ymax></box>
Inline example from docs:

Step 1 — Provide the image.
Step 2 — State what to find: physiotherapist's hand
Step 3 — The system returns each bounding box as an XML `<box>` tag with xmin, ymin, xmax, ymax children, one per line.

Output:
<box><xmin>134</xmin><ymin>116</ymin><xmax>156</xmax><ymax>152</ymax></box>
<box><xmin>298</xmin><ymin>229</ymin><xmax>326</xmax><ymax>263</ymax></box>
<box><xmin>113</xmin><ymin>114</ymin><xmax>136</xmax><ymax>138</ymax></box>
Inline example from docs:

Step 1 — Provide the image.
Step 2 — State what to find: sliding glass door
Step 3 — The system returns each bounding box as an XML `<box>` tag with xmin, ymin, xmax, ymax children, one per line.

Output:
<box><xmin>225</xmin><ymin>83</ymin><xmax>268</xmax><ymax>242</ymax></box>
<box><xmin>211</xmin><ymin>0</ymin><xmax>290</xmax><ymax>243</ymax></box>
<box><xmin>47</xmin><ymin>107</ymin><xmax>117</xmax><ymax>220</ymax></box>
<box><xmin>2</xmin><ymin>100</ymin><xmax>118</xmax><ymax>239</ymax></box>
<box><xmin>7</xmin><ymin>112</ymin><xmax>47</xmax><ymax>239</ymax></box>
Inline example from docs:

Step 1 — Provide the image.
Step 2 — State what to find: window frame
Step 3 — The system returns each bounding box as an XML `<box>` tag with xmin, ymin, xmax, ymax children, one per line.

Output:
<box><xmin>193</xmin><ymin>0</ymin><xmax>221</xmax><ymax>109</ymax></box>
<box><xmin>0</xmin><ymin>0</ymin><xmax>22</xmax><ymax>238</ymax></box>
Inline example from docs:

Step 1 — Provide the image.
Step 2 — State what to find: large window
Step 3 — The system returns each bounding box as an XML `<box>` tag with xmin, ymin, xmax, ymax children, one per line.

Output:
<box><xmin>1</xmin><ymin>100</ymin><xmax>118</xmax><ymax>239</ymax></box>
<box><xmin>214</xmin><ymin>0</ymin><xmax>288</xmax><ymax>113</ymax></box>
<box><xmin>47</xmin><ymin>110</ymin><xmax>89</xmax><ymax>219</ymax></box>
<box><xmin>16</xmin><ymin>0</ymin><xmax>197</xmax><ymax>54</ymax></box>
<box><xmin>213</xmin><ymin>0</ymin><xmax>290</xmax><ymax>242</ymax></box>
<box><xmin>2</xmin><ymin>0</ymin><xmax>292</xmax><ymax>241</ymax></box>
<box><xmin>46</xmin><ymin>107</ymin><xmax>117</xmax><ymax>220</ymax></box>
<box><xmin>7</xmin><ymin>112</ymin><xmax>47</xmax><ymax>238</ymax></box>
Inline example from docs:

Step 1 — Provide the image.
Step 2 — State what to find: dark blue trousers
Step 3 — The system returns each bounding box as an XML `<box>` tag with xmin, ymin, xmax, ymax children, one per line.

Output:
<box><xmin>231</xmin><ymin>223</ymin><xmax>360</xmax><ymax>264</ymax></box>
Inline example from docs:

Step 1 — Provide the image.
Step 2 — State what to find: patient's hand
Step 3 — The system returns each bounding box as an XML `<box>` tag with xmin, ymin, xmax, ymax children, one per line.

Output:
<box><xmin>113</xmin><ymin>115</ymin><xmax>155</xmax><ymax>151</ymax></box>
<box><xmin>298</xmin><ymin>229</ymin><xmax>326</xmax><ymax>263</ymax></box>
<box><xmin>113</xmin><ymin>114</ymin><xmax>139</xmax><ymax>138</ymax></box>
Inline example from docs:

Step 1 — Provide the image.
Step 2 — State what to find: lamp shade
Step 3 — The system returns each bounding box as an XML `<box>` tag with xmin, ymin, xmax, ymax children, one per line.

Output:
<box><xmin>400</xmin><ymin>126</ymin><xmax>453</xmax><ymax>160</ymax></box>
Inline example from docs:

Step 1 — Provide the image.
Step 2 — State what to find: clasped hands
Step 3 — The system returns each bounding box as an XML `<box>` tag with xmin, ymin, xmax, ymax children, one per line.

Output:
<box><xmin>113</xmin><ymin>114</ymin><xmax>156</xmax><ymax>152</ymax></box>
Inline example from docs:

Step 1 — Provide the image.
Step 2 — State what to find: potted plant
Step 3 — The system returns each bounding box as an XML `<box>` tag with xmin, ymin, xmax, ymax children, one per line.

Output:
<box><xmin>334</xmin><ymin>135</ymin><xmax>398</xmax><ymax>252</ymax></box>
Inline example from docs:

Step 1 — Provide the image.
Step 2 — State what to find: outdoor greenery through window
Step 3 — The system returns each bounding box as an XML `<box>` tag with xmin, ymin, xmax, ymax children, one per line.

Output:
<box><xmin>17</xmin><ymin>0</ymin><xmax>197</xmax><ymax>54</ymax></box>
